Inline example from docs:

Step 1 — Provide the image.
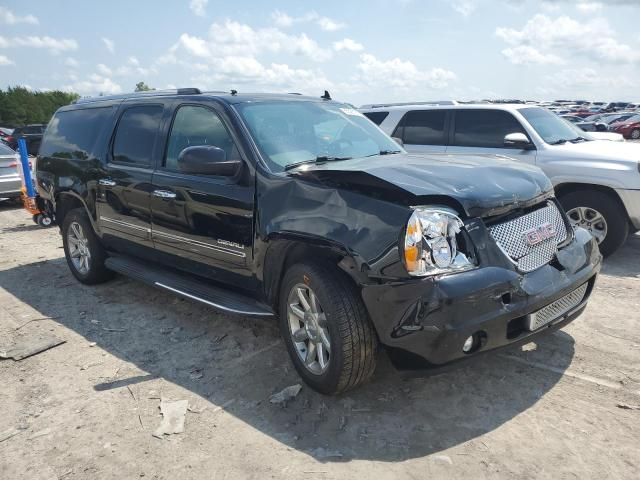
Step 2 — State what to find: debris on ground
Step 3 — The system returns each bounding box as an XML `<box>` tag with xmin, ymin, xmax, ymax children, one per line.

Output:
<box><xmin>522</xmin><ymin>342</ymin><xmax>537</xmax><ymax>352</ymax></box>
<box><xmin>617</xmin><ymin>403</ymin><xmax>640</xmax><ymax>410</ymax></box>
<box><xmin>0</xmin><ymin>335</ymin><xmax>65</xmax><ymax>361</ymax></box>
<box><xmin>28</xmin><ymin>428</ymin><xmax>52</xmax><ymax>440</ymax></box>
<box><xmin>152</xmin><ymin>399</ymin><xmax>188</xmax><ymax>438</ymax></box>
<box><xmin>309</xmin><ymin>447</ymin><xmax>344</xmax><ymax>459</ymax></box>
<box><xmin>432</xmin><ymin>455</ymin><xmax>453</xmax><ymax>465</ymax></box>
<box><xmin>189</xmin><ymin>368</ymin><xmax>204</xmax><ymax>380</ymax></box>
<box><xmin>269</xmin><ymin>384</ymin><xmax>302</xmax><ymax>405</ymax></box>
<box><xmin>88</xmin><ymin>342</ymin><xmax>97</xmax><ymax>347</ymax></box>
<box><xmin>0</xmin><ymin>427</ymin><xmax>22</xmax><ymax>443</ymax></box>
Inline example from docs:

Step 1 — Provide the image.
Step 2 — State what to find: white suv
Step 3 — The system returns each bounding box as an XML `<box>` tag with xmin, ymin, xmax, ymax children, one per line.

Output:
<box><xmin>360</xmin><ymin>103</ymin><xmax>640</xmax><ymax>257</ymax></box>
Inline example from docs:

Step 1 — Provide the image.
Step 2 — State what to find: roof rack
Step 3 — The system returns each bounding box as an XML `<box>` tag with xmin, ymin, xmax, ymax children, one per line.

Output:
<box><xmin>360</xmin><ymin>100</ymin><xmax>458</xmax><ymax>109</ymax></box>
<box><xmin>74</xmin><ymin>87</ymin><xmax>203</xmax><ymax>104</ymax></box>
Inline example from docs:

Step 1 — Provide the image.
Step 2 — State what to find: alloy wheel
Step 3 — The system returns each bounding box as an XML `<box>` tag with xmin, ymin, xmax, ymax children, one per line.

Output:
<box><xmin>67</xmin><ymin>221</ymin><xmax>91</xmax><ymax>274</ymax></box>
<box><xmin>287</xmin><ymin>283</ymin><xmax>331</xmax><ymax>375</ymax></box>
<box><xmin>567</xmin><ymin>206</ymin><xmax>608</xmax><ymax>244</ymax></box>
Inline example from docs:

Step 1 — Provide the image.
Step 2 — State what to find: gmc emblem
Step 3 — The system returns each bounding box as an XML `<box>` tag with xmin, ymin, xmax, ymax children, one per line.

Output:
<box><xmin>523</xmin><ymin>222</ymin><xmax>557</xmax><ymax>246</ymax></box>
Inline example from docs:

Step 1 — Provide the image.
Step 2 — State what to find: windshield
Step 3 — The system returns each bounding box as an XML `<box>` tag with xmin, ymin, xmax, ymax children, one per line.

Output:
<box><xmin>520</xmin><ymin>107</ymin><xmax>590</xmax><ymax>145</ymax></box>
<box><xmin>234</xmin><ymin>100</ymin><xmax>403</xmax><ymax>172</ymax></box>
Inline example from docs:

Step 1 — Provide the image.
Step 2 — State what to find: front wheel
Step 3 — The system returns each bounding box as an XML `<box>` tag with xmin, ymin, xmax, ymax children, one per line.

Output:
<box><xmin>559</xmin><ymin>191</ymin><xmax>629</xmax><ymax>257</ymax></box>
<box><xmin>279</xmin><ymin>262</ymin><xmax>378</xmax><ymax>395</ymax></box>
<box><xmin>62</xmin><ymin>208</ymin><xmax>114</xmax><ymax>284</ymax></box>
<box><xmin>630</xmin><ymin>128</ymin><xmax>640</xmax><ymax>140</ymax></box>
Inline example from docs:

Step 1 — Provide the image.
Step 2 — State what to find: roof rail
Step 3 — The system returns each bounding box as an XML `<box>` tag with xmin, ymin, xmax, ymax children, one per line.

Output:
<box><xmin>74</xmin><ymin>87</ymin><xmax>202</xmax><ymax>104</ymax></box>
<box><xmin>360</xmin><ymin>100</ymin><xmax>458</xmax><ymax>109</ymax></box>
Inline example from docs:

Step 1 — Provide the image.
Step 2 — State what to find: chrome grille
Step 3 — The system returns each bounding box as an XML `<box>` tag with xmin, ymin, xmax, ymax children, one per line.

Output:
<box><xmin>528</xmin><ymin>283</ymin><xmax>589</xmax><ymax>330</ymax></box>
<box><xmin>488</xmin><ymin>201</ymin><xmax>568</xmax><ymax>272</ymax></box>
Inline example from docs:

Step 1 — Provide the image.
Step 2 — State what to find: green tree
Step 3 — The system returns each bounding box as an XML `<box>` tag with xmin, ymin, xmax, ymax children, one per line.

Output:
<box><xmin>134</xmin><ymin>82</ymin><xmax>154</xmax><ymax>92</ymax></box>
<box><xmin>0</xmin><ymin>86</ymin><xmax>79</xmax><ymax>127</ymax></box>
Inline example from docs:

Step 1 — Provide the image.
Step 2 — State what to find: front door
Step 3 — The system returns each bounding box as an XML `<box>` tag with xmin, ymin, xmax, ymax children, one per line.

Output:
<box><xmin>96</xmin><ymin>104</ymin><xmax>165</xmax><ymax>249</ymax></box>
<box><xmin>445</xmin><ymin>109</ymin><xmax>537</xmax><ymax>165</ymax></box>
<box><xmin>150</xmin><ymin>103</ymin><xmax>254</xmax><ymax>288</ymax></box>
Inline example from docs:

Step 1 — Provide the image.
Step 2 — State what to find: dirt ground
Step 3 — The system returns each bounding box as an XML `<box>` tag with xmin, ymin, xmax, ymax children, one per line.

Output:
<box><xmin>0</xmin><ymin>201</ymin><xmax>639</xmax><ymax>480</ymax></box>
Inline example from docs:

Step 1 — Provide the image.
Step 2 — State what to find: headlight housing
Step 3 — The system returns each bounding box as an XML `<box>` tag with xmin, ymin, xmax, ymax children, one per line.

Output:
<box><xmin>403</xmin><ymin>207</ymin><xmax>475</xmax><ymax>277</ymax></box>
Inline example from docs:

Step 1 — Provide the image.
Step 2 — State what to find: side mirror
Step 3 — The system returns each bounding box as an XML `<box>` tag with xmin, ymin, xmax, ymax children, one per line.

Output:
<box><xmin>177</xmin><ymin>145</ymin><xmax>241</xmax><ymax>176</ymax></box>
<box><xmin>504</xmin><ymin>132</ymin><xmax>534</xmax><ymax>150</ymax></box>
<box><xmin>391</xmin><ymin>136</ymin><xmax>404</xmax><ymax>147</ymax></box>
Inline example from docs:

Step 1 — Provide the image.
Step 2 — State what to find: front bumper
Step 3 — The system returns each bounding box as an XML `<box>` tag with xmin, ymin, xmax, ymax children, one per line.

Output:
<box><xmin>616</xmin><ymin>188</ymin><xmax>640</xmax><ymax>230</ymax></box>
<box><xmin>361</xmin><ymin>227</ymin><xmax>601</xmax><ymax>368</ymax></box>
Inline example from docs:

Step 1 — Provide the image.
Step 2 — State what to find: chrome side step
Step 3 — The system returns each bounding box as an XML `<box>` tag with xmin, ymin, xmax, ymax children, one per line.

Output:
<box><xmin>105</xmin><ymin>256</ymin><xmax>274</xmax><ymax>317</ymax></box>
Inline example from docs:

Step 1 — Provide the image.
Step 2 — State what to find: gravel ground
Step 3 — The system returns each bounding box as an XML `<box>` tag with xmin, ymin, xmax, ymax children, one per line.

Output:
<box><xmin>0</xmin><ymin>201</ymin><xmax>639</xmax><ymax>480</ymax></box>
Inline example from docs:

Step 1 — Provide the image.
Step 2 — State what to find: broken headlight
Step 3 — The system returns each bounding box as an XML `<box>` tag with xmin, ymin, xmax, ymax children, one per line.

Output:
<box><xmin>403</xmin><ymin>207</ymin><xmax>475</xmax><ymax>277</ymax></box>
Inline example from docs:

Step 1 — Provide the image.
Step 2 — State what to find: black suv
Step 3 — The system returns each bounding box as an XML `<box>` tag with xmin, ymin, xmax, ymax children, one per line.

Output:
<box><xmin>7</xmin><ymin>124</ymin><xmax>46</xmax><ymax>154</ymax></box>
<box><xmin>36</xmin><ymin>89</ymin><xmax>601</xmax><ymax>394</ymax></box>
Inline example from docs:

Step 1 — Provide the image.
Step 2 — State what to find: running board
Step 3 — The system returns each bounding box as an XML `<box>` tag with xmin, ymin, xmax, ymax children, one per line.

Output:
<box><xmin>104</xmin><ymin>256</ymin><xmax>274</xmax><ymax>317</ymax></box>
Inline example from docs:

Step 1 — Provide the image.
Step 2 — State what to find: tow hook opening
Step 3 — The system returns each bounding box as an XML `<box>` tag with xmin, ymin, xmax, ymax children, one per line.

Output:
<box><xmin>462</xmin><ymin>331</ymin><xmax>487</xmax><ymax>354</ymax></box>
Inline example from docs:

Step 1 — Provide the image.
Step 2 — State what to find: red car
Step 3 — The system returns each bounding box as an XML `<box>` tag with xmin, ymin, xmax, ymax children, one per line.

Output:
<box><xmin>611</xmin><ymin>114</ymin><xmax>640</xmax><ymax>139</ymax></box>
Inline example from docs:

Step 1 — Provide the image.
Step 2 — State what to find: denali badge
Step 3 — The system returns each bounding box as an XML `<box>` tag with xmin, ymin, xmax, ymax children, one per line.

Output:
<box><xmin>523</xmin><ymin>222</ymin><xmax>556</xmax><ymax>246</ymax></box>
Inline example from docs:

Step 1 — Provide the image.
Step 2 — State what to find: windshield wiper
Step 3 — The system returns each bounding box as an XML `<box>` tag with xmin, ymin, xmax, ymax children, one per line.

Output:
<box><xmin>284</xmin><ymin>156</ymin><xmax>352</xmax><ymax>171</ymax></box>
<box><xmin>569</xmin><ymin>136</ymin><xmax>589</xmax><ymax>143</ymax></box>
<box><xmin>362</xmin><ymin>150</ymin><xmax>402</xmax><ymax>158</ymax></box>
<box><xmin>549</xmin><ymin>139</ymin><xmax>568</xmax><ymax>145</ymax></box>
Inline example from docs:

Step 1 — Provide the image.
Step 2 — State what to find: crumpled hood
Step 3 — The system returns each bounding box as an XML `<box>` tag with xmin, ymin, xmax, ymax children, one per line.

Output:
<box><xmin>291</xmin><ymin>153</ymin><xmax>553</xmax><ymax>218</ymax></box>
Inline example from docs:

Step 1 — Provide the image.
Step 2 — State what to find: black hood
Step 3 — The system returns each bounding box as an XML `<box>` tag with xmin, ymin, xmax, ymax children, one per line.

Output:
<box><xmin>290</xmin><ymin>153</ymin><xmax>553</xmax><ymax>218</ymax></box>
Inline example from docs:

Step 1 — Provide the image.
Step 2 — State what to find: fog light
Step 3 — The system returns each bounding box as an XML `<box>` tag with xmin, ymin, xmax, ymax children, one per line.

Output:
<box><xmin>462</xmin><ymin>335</ymin><xmax>474</xmax><ymax>353</ymax></box>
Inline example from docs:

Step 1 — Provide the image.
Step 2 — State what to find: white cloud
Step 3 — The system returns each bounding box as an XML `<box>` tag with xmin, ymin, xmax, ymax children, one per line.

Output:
<box><xmin>96</xmin><ymin>63</ymin><xmax>112</xmax><ymax>76</ymax></box>
<box><xmin>102</xmin><ymin>37</ymin><xmax>115</xmax><ymax>53</ymax></box>
<box><xmin>269</xmin><ymin>10</ymin><xmax>345</xmax><ymax>31</ymax></box>
<box><xmin>356</xmin><ymin>54</ymin><xmax>457</xmax><ymax>89</ymax></box>
<box><xmin>576</xmin><ymin>2</ymin><xmax>603</xmax><ymax>12</ymax></box>
<box><xmin>0</xmin><ymin>55</ymin><xmax>14</xmax><ymax>66</ymax></box>
<box><xmin>0</xmin><ymin>35</ymin><xmax>78</xmax><ymax>53</ymax></box>
<box><xmin>496</xmin><ymin>14</ymin><xmax>640</xmax><ymax>64</ymax></box>
<box><xmin>128</xmin><ymin>56</ymin><xmax>140</xmax><ymax>66</ymax></box>
<box><xmin>333</xmin><ymin>38</ymin><xmax>364</xmax><ymax>52</ymax></box>
<box><xmin>452</xmin><ymin>0</ymin><xmax>478</xmax><ymax>17</ymax></box>
<box><xmin>501</xmin><ymin>45</ymin><xmax>563</xmax><ymax>65</ymax></box>
<box><xmin>168</xmin><ymin>20</ymin><xmax>333</xmax><ymax>62</ymax></box>
<box><xmin>65</xmin><ymin>57</ymin><xmax>79</xmax><ymax>67</ymax></box>
<box><xmin>0</xmin><ymin>7</ymin><xmax>38</xmax><ymax>25</ymax></box>
<box><xmin>189</xmin><ymin>0</ymin><xmax>208</xmax><ymax>17</ymax></box>
<box><xmin>64</xmin><ymin>74</ymin><xmax>122</xmax><ymax>95</ymax></box>
<box><xmin>545</xmin><ymin>67</ymin><xmax>632</xmax><ymax>90</ymax></box>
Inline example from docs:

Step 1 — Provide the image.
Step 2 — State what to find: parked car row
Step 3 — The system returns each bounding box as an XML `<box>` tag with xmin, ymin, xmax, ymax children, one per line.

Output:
<box><xmin>0</xmin><ymin>124</ymin><xmax>46</xmax><ymax>154</ymax></box>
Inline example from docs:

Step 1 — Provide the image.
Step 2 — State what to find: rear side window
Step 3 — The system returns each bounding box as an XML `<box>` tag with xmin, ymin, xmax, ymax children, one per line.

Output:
<box><xmin>362</xmin><ymin>111</ymin><xmax>389</xmax><ymax>126</ymax></box>
<box><xmin>112</xmin><ymin>105</ymin><xmax>163</xmax><ymax>166</ymax></box>
<box><xmin>396</xmin><ymin>110</ymin><xmax>447</xmax><ymax>145</ymax></box>
<box><xmin>453</xmin><ymin>110</ymin><xmax>525</xmax><ymax>148</ymax></box>
<box><xmin>40</xmin><ymin>107</ymin><xmax>112</xmax><ymax>160</ymax></box>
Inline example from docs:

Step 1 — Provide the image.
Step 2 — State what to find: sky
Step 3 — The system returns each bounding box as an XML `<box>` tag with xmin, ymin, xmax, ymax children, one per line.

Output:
<box><xmin>1</xmin><ymin>0</ymin><xmax>639</xmax><ymax>106</ymax></box>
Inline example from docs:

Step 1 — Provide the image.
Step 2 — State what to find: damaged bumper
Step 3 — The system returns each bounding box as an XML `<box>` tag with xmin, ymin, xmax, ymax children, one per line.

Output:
<box><xmin>361</xmin><ymin>227</ymin><xmax>601</xmax><ymax>369</ymax></box>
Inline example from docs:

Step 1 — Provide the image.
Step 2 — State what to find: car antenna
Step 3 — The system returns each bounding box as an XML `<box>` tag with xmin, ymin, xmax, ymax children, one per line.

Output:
<box><xmin>321</xmin><ymin>90</ymin><xmax>331</xmax><ymax>101</ymax></box>
<box><xmin>230</xmin><ymin>89</ymin><xmax>238</xmax><ymax>96</ymax></box>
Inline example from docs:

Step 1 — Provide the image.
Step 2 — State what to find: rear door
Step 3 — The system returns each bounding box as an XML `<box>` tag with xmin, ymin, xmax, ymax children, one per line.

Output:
<box><xmin>392</xmin><ymin>109</ymin><xmax>448</xmax><ymax>154</ymax></box>
<box><xmin>96</xmin><ymin>102</ymin><xmax>166</xmax><ymax>249</ymax></box>
<box><xmin>149</xmin><ymin>102</ymin><xmax>254</xmax><ymax>287</ymax></box>
<box><xmin>446</xmin><ymin>109</ymin><xmax>537</xmax><ymax>165</ymax></box>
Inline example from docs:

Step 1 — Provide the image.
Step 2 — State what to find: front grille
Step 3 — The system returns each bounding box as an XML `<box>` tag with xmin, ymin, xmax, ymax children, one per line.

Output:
<box><xmin>528</xmin><ymin>282</ymin><xmax>589</xmax><ymax>330</ymax></box>
<box><xmin>487</xmin><ymin>201</ymin><xmax>568</xmax><ymax>272</ymax></box>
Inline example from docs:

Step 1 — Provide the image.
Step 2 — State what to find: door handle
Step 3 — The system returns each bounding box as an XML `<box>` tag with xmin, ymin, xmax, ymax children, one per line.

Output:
<box><xmin>98</xmin><ymin>178</ymin><xmax>116</xmax><ymax>187</ymax></box>
<box><xmin>153</xmin><ymin>190</ymin><xmax>177</xmax><ymax>199</ymax></box>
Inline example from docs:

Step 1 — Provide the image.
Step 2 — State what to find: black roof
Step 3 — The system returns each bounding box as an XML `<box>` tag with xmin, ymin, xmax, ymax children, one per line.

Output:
<box><xmin>73</xmin><ymin>88</ymin><xmax>334</xmax><ymax>106</ymax></box>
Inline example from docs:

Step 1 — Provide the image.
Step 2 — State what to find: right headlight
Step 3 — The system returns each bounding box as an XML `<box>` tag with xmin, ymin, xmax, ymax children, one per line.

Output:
<box><xmin>403</xmin><ymin>207</ymin><xmax>475</xmax><ymax>277</ymax></box>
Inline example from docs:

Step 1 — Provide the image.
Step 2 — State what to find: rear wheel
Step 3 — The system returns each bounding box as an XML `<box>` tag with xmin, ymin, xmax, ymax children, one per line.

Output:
<box><xmin>279</xmin><ymin>262</ymin><xmax>378</xmax><ymax>395</ymax></box>
<box><xmin>62</xmin><ymin>208</ymin><xmax>113</xmax><ymax>284</ymax></box>
<box><xmin>559</xmin><ymin>190</ymin><xmax>629</xmax><ymax>257</ymax></box>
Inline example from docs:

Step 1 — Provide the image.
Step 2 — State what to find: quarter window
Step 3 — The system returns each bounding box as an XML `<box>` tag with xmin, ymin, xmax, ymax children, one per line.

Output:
<box><xmin>362</xmin><ymin>111</ymin><xmax>389</xmax><ymax>126</ymax></box>
<box><xmin>453</xmin><ymin>110</ymin><xmax>526</xmax><ymax>148</ymax></box>
<box><xmin>397</xmin><ymin>110</ymin><xmax>447</xmax><ymax>145</ymax></box>
<box><xmin>165</xmin><ymin>105</ymin><xmax>238</xmax><ymax>171</ymax></box>
<box><xmin>112</xmin><ymin>105</ymin><xmax>163</xmax><ymax>166</ymax></box>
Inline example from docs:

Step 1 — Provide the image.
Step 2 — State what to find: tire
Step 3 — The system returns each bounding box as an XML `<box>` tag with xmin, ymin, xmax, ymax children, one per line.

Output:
<box><xmin>559</xmin><ymin>190</ymin><xmax>629</xmax><ymax>257</ymax></box>
<box><xmin>36</xmin><ymin>214</ymin><xmax>53</xmax><ymax>228</ymax></box>
<box><xmin>62</xmin><ymin>208</ymin><xmax>113</xmax><ymax>284</ymax></box>
<box><xmin>630</xmin><ymin>129</ymin><xmax>640</xmax><ymax>140</ymax></box>
<box><xmin>279</xmin><ymin>262</ymin><xmax>378</xmax><ymax>395</ymax></box>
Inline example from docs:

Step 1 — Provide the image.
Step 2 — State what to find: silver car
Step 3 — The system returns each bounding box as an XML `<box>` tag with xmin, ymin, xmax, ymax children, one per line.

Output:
<box><xmin>0</xmin><ymin>143</ymin><xmax>22</xmax><ymax>200</ymax></box>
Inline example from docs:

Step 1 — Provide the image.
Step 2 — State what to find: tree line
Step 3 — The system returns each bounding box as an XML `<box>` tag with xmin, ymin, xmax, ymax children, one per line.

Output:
<box><xmin>0</xmin><ymin>87</ymin><xmax>80</xmax><ymax>128</ymax></box>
